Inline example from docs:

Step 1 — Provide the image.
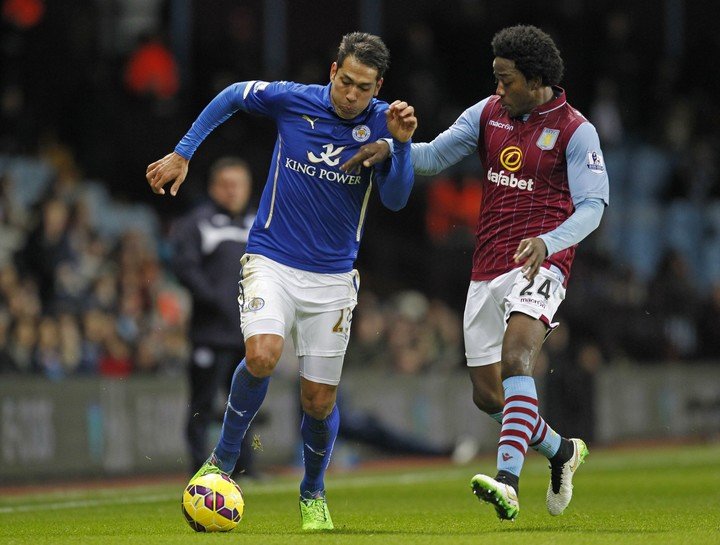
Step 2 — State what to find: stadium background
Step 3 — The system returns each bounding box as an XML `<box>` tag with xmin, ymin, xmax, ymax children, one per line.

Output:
<box><xmin>1</xmin><ymin>0</ymin><xmax>719</xmax><ymax>482</ymax></box>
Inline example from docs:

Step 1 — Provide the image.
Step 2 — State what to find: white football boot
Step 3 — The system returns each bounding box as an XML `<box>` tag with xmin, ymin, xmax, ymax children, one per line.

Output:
<box><xmin>546</xmin><ymin>438</ymin><xmax>589</xmax><ymax>516</ymax></box>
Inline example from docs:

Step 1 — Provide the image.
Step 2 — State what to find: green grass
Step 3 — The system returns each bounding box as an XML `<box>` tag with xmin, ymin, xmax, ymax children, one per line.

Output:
<box><xmin>2</xmin><ymin>444</ymin><xmax>719</xmax><ymax>544</ymax></box>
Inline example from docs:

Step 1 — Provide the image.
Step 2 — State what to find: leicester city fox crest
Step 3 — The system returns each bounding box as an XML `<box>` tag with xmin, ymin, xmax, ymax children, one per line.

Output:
<box><xmin>352</xmin><ymin>125</ymin><xmax>371</xmax><ymax>142</ymax></box>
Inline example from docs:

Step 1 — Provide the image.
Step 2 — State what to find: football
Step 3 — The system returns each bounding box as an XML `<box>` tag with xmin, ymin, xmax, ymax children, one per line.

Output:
<box><xmin>181</xmin><ymin>473</ymin><xmax>244</xmax><ymax>532</ymax></box>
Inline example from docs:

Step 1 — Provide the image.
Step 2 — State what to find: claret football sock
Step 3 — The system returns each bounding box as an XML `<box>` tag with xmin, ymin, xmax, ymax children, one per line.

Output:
<box><xmin>497</xmin><ymin>376</ymin><xmax>539</xmax><ymax>478</ymax></box>
<box><xmin>300</xmin><ymin>404</ymin><xmax>340</xmax><ymax>496</ymax></box>
<box><xmin>214</xmin><ymin>359</ymin><xmax>269</xmax><ymax>474</ymax></box>
<box><xmin>529</xmin><ymin>415</ymin><xmax>562</xmax><ymax>459</ymax></box>
<box><xmin>490</xmin><ymin>405</ymin><xmax>562</xmax><ymax>460</ymax></box>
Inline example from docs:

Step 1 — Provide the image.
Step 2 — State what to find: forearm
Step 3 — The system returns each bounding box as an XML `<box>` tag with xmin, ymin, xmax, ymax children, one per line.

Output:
<box><xmin>175</xmin><ymin>82</ymin><xmax>247</xmax><ymax>159</ymax></box>
<box><xmin>410</xmin><ymin>100</ymin><xmax>484</xmax><ymax>176</ymax></box>
<box><xmin>538</xmin><ymin>198</ymin><xmax>605</xmax><ymax>256</ymax></box>
<box><xmin>376</xmin><ymin>139</ymin><xmax>415</xmax><ymax>211</ymax></box>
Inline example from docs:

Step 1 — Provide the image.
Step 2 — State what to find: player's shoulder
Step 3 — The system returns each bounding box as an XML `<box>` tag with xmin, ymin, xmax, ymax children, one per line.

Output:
<box><xmin>476</xmin><ymin>95</ymin><xmax>505</xmax><ymax>123</ymax></box>
<box><xmin>244</xmin><ymin>80</ymin><xmax>321</xmax><ymax>102</ymax></box>
<box><xmin>559</xmin><ymin>99</ymin><xmax>591</xmax><ymax>125</ymax></box>
<box><xmin>265</xmin><ymin>80</ymin><xmax>326</xmax><ymax>99</ymax></box>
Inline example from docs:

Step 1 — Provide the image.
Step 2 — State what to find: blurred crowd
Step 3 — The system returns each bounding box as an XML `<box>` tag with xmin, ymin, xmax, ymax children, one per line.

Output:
<box><xmin>0</xmin><ymin>1</ymin><xmax>719</xmax><ymax>379</ymax></box>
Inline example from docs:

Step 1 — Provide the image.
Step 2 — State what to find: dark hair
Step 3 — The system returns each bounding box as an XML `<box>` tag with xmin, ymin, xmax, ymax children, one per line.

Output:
<box><xmin>208</xmin><ymin>157</ymin><xmax>251</xmax><ymax>185</ymax></box>
<box><xmin>336</xmin><ymin>32</ymin><xmax>390</xmax><ymax>80</ymax></box>
<box><xmin>491</xmin><ymin>25</ymin><xmax>564</xmax><ymax>86</ymax></box>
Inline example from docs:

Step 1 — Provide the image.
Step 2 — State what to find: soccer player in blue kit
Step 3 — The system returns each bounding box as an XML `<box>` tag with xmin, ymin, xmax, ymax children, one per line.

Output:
<box><xmin>146</xmin><ymin>32</ymin><xmax>416</xmax><ymax>530</ymax></box>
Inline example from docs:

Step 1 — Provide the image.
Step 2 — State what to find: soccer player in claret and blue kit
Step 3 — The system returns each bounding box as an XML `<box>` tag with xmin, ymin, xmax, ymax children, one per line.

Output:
<box><xmin>341</xmin><ymin>25</ymin><xmax>610</xmax><ymax>521</ymax></box>
<box><xmin>146</xmin><ymin>32</ymin><xmax>417</xmax><ymax>530</ymax></box>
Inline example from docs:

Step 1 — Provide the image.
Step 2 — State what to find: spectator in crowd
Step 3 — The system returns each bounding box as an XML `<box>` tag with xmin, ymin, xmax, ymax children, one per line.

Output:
<box><xmin>169</xmin><ymin>157</ymin><xmax>256</xmax><ymax>477</ymax></box>
<box><xmin>19</xmin><ymin>198</ymin><xmax>76</xmax><ymax>308</ymax></box>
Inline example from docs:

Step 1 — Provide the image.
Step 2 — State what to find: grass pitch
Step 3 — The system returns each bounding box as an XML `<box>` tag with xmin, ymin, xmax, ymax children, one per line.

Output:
<box><xmin>1</xmin><ymin>443</ymin><xmax>719</xmax><ymax>545</ymax></box>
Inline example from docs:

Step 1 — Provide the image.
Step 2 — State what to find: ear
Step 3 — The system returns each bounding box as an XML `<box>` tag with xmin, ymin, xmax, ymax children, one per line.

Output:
<box><xmin>329</xmin><ymin>62</ymin><xmax>338</xmax><ymax>81</ymax></box>
<box><xmin>374</xmin><ymin>77</ymin><xmax>384</xmax><ymax>96</ymax></box>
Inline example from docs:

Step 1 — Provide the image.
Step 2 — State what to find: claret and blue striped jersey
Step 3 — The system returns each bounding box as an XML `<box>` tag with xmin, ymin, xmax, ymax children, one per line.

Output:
<box><xmin>175</xmin><ymin>80</ymin><xmax>414</xmax><ymax>273</ymax></box>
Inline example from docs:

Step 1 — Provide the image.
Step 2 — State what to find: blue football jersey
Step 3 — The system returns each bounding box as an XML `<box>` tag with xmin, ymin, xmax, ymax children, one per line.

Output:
<box><xmin>175</xmin><ymin>80</ymin><xmax>414</xmax><ymax>273</ymax></box>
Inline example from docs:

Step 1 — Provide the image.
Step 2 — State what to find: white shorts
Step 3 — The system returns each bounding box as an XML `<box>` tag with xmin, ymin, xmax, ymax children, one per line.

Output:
<box><xmin>464</xmin><ymin>266</ymin><xmax>566</xmax><ymax>367</ymax></box>
<box><xmin>237</xmin><ymin>254</ymin><xmax>359</xmax><ymax>383</ymax></box>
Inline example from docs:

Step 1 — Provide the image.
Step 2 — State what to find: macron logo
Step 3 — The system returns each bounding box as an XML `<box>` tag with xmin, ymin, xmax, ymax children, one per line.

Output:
<box><xmin>502</xmin><ymin>453</ymin><xmax>513</xmax><ymax>461</ymax></box>
<box><xmin>488</xmin><ymin>167</ymin><xmax>534</xmax><ymax>191</ymax></box>
<box><xmin>489</xmin><ymin>119</ymin><xmax>513</xmax><ymax>131</ymax></box>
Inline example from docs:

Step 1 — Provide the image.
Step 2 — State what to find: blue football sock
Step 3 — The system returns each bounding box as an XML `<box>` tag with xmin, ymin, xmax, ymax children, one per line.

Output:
<box><xmin>300</xmin><ymin>404</ymin><xmax>340</xmax><ymax>497</ymax></box>
<box><xmin>213</xmin><ymin>359</ymin><xmax>269</xmax><ymax>473</ymax></box>
<box><xmin>497</xmin><ymin>376</ymin><xmax>539</xmax><ymax>477</ymax></box>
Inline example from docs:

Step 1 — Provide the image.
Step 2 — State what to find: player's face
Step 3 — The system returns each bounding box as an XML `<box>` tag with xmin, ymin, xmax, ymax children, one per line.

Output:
<box><xmin>209</xmin><ymin>166</ymin><xmax>251</xmax><ymax>215</ymax></box>
<box><xmin>330</xmin><ymin>55</ymin><xmax>382</xmax><ymax>119</ymax></box>
<box><xmin>492</xmin><ymin>57</ymin><xmax>538</xmax><ymax>118</ymax></box>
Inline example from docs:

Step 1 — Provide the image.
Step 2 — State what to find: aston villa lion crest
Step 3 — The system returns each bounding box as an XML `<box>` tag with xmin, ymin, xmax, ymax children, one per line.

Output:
<box><xmin>536</xmin><ymin>128</ymin><xmax>559</xmax><ymax>150</ymax></box>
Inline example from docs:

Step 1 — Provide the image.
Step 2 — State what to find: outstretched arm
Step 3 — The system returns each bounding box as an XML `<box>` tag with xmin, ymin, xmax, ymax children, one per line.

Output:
<box><xmin>146</xmin><ymin>82</ymin><xmax>249</xmax><ymax>196</ymax></box>
<box><xmin>341</xmin><ymin>98</ymin><xmax>487</xmax><ymax>175</ymax></box>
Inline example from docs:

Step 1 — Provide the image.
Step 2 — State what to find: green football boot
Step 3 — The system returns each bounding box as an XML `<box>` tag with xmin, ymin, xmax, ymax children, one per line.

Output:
<box><xmin>190</xmin><ymin>452</ymin><xmax>227</xmax><ymax>482</ymax></box>
<box><xmin>471</xmin><ymin>473</ymin><xmax>520</xmax><ymax>521</ymax></box>
<box><xmin>299</xmin><ymin>495</ymin><xmax>334</xmax><ymax>530</ymax></box>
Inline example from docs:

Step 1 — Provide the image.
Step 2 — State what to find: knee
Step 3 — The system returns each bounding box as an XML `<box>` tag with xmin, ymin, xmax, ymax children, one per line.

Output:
<box><xmin>501</xmin><ymin>348</ymin><xmax>532</xmax><ymax>379</ymax></box>
<box><xmin>245</xmin><ymin>345</ymin><xmax>281</xmax><ymax>378</ymax></box>
<box><xmin>301</xmin><ymin>390</ymin><xmax>336</xmax><ymax>420</ymax></box>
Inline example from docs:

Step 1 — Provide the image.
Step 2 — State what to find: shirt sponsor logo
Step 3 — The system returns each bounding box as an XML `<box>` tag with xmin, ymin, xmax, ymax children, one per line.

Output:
<box><xmin>489</xmin><ymin>119</ymin><xmax>513</xmax><ymax>131</ymax></box>
<box><xmin>487</xmin><ymin>167</ymin><xmax>534</xmax><ymax>191</ymax></box>
<box><xmin>308</xmin><ymin>143</ymin><xmax>346</xmax><ymax>167</ymax></box>
<box><xmin>285</xmin><ymin>157</ymin><xmax>362</xmax><ymax>185</ymax></box>
<box><xmin>499</xmin><ymin>146</ymin><xmax>523</xmax><ymax>172</ymax></box>
<box><xmin>586</xmin><ymin>151</ymin><xmax>605</xmax><ymax>174</ymax></box>
<box><xmin>352</xmin><ymin>125</ymin><xmax>371</xmax><ymax>142</ymax></box>
<box><xmin>536</xmin><ymin>128</ymin><xmax>560</xmax><ymax>150</ymax></box>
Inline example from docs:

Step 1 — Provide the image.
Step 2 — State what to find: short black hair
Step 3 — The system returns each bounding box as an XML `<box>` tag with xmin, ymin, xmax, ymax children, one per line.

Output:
<box><xmin>491</xmin><ymin>25</ymin><xmax>564</xmax><ymax>86</ymax></box>
<box><xmin>336</xmin><ymin>32</ymin><xmax>390</xmax><ymax>80</ymax></box>
<box><xmin>208</xmin><ymin>157</ymin><xmax>251</xmax><ymax>185</ymax></box>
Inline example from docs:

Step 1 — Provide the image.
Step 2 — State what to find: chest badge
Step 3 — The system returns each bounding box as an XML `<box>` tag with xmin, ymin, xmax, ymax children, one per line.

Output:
<box><xmin>352</xmin><ymin>125</ymin><xmax>371</xmax><ymax>142</ymax></box>
<box><xmin>536</xmin><ymin>128</ymin><xmax>560</xmax><ymax>150</ymax></box>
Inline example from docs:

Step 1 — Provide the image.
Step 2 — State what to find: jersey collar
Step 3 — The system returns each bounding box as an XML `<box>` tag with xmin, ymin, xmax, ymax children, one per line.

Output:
<box><xmin>530</xmin><ymin>86</ymin><xmax>567</xmax><ymax>118</ymax></box>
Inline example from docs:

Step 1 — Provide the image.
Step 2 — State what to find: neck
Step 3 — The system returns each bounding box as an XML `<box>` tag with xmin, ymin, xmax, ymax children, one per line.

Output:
<box><xmin>535</xmin><ymin>86</ymin><xmax>554</xmax><ymax>107</ymax></box>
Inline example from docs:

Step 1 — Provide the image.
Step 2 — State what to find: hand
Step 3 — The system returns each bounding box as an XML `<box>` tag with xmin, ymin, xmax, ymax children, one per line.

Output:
<box><xmin>513</xmin><ymin>237</ymin><xmax>548</xmax><ymax>281</ymax></box>
<box><xmin>339</xmin><ymin>140</ymin><xmax>391</xmax><ymax>172</ymax></box>
<box><xmin>386</xmin><ymin>100</ymin><xmax>417</xmax><ymax>143</ymax></box>
<box><xmin>146</xmin><ymin>152</ymin><xmax>189</xmax><ymax>196</ymax></box>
